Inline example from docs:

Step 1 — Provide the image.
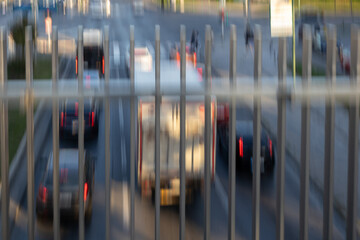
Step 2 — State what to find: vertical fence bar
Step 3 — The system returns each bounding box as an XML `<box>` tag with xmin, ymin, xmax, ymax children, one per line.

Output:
<box><xmin>276</xmin><ymin>37</ymin><xmax>287</xmax><ymax>240</ymax></box>
<box><xmin>155</xmin><ymin>25</ymin><xmax>161</xmax><ymax>240</ymax></box>
<box><xmin>346</xmin><ymin>24</ymin><xmax>359</xmax><ymax>240</ymax></box>
<box><xmin>228</xmin><ymin>24</ymin><xmax>236</xmax><ymax>240</ymax></box>
<box><xmin>323</xmin><ymin>24</ymin><xmax>336</xmax><ymax>240</ymax></box>
<box><xmin>300</xmin><ymin>24</ymin><xmax>312</xmax><ymax>240</ymax></box>
<box><xmin>129</xmin><ymin>25</ymin><xmax>135</xmax><ymax>240</ymax></box>
<box><xmin>77</xmin><ymin>25</ymin><xmax>85</xmax><ymax>240</ymax></box>
<box><xmin>104</xmin><ymin>25</ymin><xmax>110</xmax><ymax>240</ymax></box>
<box><xmin>25</xmin><ymin>25</ymin><xmax>34</xmax><ymax>240</ymax></box>
<box><xmin>52</xmin><ymin>25</ymin><xmax>60</xmax><ymax>240</ymax></box>
<box><xmin>179</xmin><ymin>25</ymin><xmax>186</xmax><ymax>240</ymax></box>
<box><xmin>252</xmin><ymin>24</ymin><xmax>261</xmax><ymax>240</ymax></box>
<box><xmin>0</xmin><ymin>26</ymin><xmax>8</xmax><ymax>240</ymax></box>
<box><xmin>204</xmin><ymin>24</ymin><xmax>212</xmax><ymax>240</ymax></box>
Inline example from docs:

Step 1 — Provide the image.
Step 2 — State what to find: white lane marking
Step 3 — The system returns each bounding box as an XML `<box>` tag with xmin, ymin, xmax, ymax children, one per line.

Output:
<box><xmin>118</xmin><ymin>98</ymin><xmax>127</xmax><ymax>176</ymax></box>
<box><xmin>214</xmin><ymin>174</ymin><xmax>228</xmax><ymax>216</ymax></box>
<box><xmin>113</xmin><ymin>41</ymin><xmax>120</xmax><ymax>66</ymax></box>
<box><xmin>118</xmin><ymin>98</ymin><xmax>130</xmax><ymax>229</ymax></box>
<box><xmin>122</xmin><ymin>182</ymin><xmax>130</xmax><ymax>229</ymax></box>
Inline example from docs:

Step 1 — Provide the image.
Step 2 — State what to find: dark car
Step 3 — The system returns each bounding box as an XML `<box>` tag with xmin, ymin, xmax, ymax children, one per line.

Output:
<box><xmin>59</xmin><ymin>98</ymin><xmax>99</xmax><ymax>139</ymax></box>
<box><xmin>36</xmin><ymin>149</ymin><xmax>95</xmax><ymax>222</ymax></box>
<box><xmin>218</xmin><ymin>121</ymin><xmax>275</xmax><ymax>174</ymax></box>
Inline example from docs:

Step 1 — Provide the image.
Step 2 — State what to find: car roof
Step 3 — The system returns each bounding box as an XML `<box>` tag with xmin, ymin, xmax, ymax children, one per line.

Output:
<box><xmin>134</xmin><ymin>61</ymin><xmax>202</xmax><ymax>91</ymax></box>
<box><xmin>48</xmin><ymin>149</ymin><xmax>86</xmax><ymax>170</ymax></box>
<box><xmin>236</xmin><ymin>121</ymin><xmax>254</xmax><ymax>137</ymax></box>
<box><xmin>83</xmin><ymin>29</ymin><xmax>102</xmax><ymax>47</ymax></box>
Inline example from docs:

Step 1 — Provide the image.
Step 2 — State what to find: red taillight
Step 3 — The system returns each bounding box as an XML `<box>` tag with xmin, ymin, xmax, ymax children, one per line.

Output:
<box><xmin>39</xmin><ymin>184</ymin><xmax>47</xmax><ymax>203</ymax></box>
<box><xmin>91</xmin><ymin>111</ymin><xmax>95</xmax><ymax>127</ymax></box>
<box><xmin>84</xmin><ymin>182</ymin><xmax>88</xmax><ymax>201</ymax></box>
<box><xmin>102</xmin><ymin>56</ymin><xmax>105</xmax><ymax>74</ymax></box>
<box><xmin>239</xmin><ymin>137</ymin><xmax>243</xmax><ymax>158</ymax></box>
<box><xmin>60</xmin><ymin>112</ymin><xmax>64</xmax><ymax>127</ymax></box>
<box><xmin>268</xmin><ymin>137</ymin><xmax>273</xmax><ymax>158</ymax></box>
<box><xmin>193</xmin><ymin>52</ymin><xmax>197</xmax><ymax>67</ymax></box>
<box><xmin>76</xmin><ymin>56</ymin><xmax>78</xmax><ymax>75</ymax></box>
<box><xmin>75</xmin><ymin>102</ymin><xmax>78</xmax><ymax>117</ymax></box>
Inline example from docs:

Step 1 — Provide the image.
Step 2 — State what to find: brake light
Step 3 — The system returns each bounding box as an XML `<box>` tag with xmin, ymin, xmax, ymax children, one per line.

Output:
<box><xmin>39</xmin><ymin>184</ymin><xmax>47</xmax><ymax>203</ymax></box>
<box><xmin>102</xmin><ymin>56</ymin><xmax>105</xmax><ymax>74</ymax></box>
<box><xmin>60</xmin><ymin>112</ymin><xmax>64</xmax><ymax>127</ymax></box>
<box><xmin>193</xmin><ymin>52</ymin><xmax>197</xmax><ymax>67</ymax></box>
<box><xmin>76</xmin><ymin>56</ymin><xmax>78</xmax><ymax>75</ymax></box>
<box><xmin>176</xmin><ymin>51</ymin><xmax>180</xmax><ymax>63</ymax></box>
<box><xmin>84</xmin><ymin>182</ymin><xmax>88</xmax><ymax>201</ymax></box>
<box><xmin>268</xmin><ymin>137</ymin><xmax>273</xmax><ymax>158</ymax></box>
<box><xmin>91</xmin><ymin>112</ymin><xmax>95</xmax><ymax>127</ymax></box>
<box><xmin>75</xmin><ymin>102</ymin><xmax>78</xmax><ymax>117</ymax></box>
<box><xmin>239</xmin><ymin>137</ymin><xmax>243</xmax><ymax>158</ymax></box>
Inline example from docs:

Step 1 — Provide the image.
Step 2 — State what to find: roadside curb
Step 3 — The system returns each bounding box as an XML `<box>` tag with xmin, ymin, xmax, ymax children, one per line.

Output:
<box><xmin>5</xmin><ymin>100</ymin><xmax>51</xmax><ymax>234</ymax></box>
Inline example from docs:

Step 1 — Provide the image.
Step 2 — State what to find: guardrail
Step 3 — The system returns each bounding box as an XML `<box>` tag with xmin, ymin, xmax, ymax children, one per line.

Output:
<box><xmin>0</xmin><ymin>22</ymin><xmax>359</xmax><ymax>240</ymax></box>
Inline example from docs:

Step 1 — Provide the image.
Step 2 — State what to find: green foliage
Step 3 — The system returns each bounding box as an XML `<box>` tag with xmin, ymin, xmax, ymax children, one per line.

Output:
<box><xmin>10</xmin><ymin>16</ymin><xmax>35</xmax><ymax>47</ymax></box>
<box><xmin>8</xmin><ymin>108</ymin><xmax>26</xmax><ymax>163</ymax></box>
<box><xmin>8</xmin><ymin>59</ymin><xmax>25</xmax><ymax>79</ymax></box>
<box><xmin>8</xmin><ymin>56</ymin><xmax>52</xmax><ymax>80</ymax></box>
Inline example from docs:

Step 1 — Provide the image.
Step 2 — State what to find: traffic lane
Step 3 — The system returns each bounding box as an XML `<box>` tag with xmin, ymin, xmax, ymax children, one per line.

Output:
<box><xmin>215</xmin><ymin>104</ymin><xmax>344</xmax><ymax>240</ymax></box>
<box><xmin>9</xmin><ymin>57</ymin><xmax>77</xmax><ymax>240</ymax></box>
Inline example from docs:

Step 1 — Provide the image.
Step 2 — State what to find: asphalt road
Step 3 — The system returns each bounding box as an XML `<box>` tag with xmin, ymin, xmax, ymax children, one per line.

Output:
<box><xmin>7</xmin><ymin>1</ymin><xmax>349</xmax><ymax>239</ymax></box>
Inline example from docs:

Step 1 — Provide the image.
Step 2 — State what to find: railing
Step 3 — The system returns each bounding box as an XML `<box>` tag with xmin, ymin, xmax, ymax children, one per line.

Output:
<box><xmin>0</xmin><ymin>22</ymin><xmax>359</xmax><ymax>240</ymax></box>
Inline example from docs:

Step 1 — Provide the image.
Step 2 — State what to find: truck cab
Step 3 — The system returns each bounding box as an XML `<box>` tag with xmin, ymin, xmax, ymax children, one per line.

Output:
<box><xmin>76</xmin><ymin>29</ymin><xmax>104</xmax><ymax>79</ymax></box>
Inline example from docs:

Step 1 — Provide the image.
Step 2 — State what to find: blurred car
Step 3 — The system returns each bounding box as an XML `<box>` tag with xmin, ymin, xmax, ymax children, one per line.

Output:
<box><xmin>76</xmin><ymin>28</ymin><xmax>104</xmax><ymax>78</ymax></box>
<box><xmin>133</xmin><ymin>0</ymin><xmax>144</xmax><ymax>16</ymax></box>
<box><xmin>217</xmin><ymin>118</ymin><xmax>275</xmax><ymax>174</ymax></box>
<box><xmin>125</xmin><ymin>45</ymin><xmax>153</xmax><ymax>76</ymax></box>
<box><xmin>59</xmin><ymin>97</ymin><xmax>99</xmax><ymax>139</ymax></box>
<box><xmin>36</xmin><ymin>149</ymin><xmax>95</xmax><ymax>222</ymax></box>
<box><xmin>168</xmin><ymin>42</ymin><xmax>198</xmax><ymax>68</ymax></box>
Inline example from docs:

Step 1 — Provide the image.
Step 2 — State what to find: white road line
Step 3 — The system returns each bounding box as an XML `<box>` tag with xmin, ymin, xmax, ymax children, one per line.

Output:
<box><xmin>214</xmin><ymin>174</ymin><xmax>229</xmax><ymax>216</ymax></box>
<box><xmin>113</xmin><ymin>41</ymin><xmax>120</xmax><ymax>66</ymax></box>
<box><xmin>122</xmin><ymin>182</ymin><xmax>130</xmax><ymax>229</ymax></box>
<box><xmin>118</xmin><ymin>98</ymin><xmax>127</xmax><ymax>176</ymax></box>
<box><xmin>118</xmin><ymin>98</ymin><xmax>130</xmax><ymax>229</ymax></box>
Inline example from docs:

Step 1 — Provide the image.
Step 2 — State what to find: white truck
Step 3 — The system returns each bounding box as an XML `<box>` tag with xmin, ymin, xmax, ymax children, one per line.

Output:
<box><xmin>136</xmin><ymin>61</ymin><xmax>216</xmax><ymax>205</ymax></box>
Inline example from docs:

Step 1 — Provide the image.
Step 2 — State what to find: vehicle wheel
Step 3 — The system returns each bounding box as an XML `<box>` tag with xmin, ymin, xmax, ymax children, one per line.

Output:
<box><xmin>265</xmin><ymin>155</ymin><xmax>275</xmax><ymax>175</ymax></box>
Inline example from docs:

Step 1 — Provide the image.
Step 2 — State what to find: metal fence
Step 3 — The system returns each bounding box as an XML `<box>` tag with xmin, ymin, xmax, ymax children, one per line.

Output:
<box><xmin>0</xmin><ymin>22</ymin><xmax>359</xmax><ymax>240</ymax></box>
